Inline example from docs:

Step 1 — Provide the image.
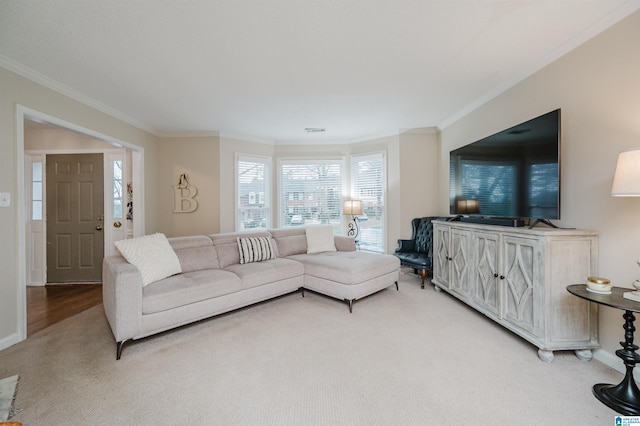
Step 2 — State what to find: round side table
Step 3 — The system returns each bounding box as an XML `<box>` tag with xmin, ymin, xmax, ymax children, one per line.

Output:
<box><xmin>567</xmin><ymin>284</ymin><xmax>640</xmax><ymax>415</ymax></box>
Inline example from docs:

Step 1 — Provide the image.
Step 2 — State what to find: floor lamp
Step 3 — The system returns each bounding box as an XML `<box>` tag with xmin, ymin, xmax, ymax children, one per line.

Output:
<box><xmin>343</xmin><ymin>200</ymin><xmax>363</xmax><ymax>242</ymax></box>
<box><xmin>612</xmin><ymin>147</ymin><xmax>640</xmax><ymax>300</ymax></box>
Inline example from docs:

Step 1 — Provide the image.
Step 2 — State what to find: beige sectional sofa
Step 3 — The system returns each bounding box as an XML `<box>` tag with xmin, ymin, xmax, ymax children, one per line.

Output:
<box><xmin>102</xmin><ymin>227</ymin><xmax>400</xmax><ymax>359</ymax></box>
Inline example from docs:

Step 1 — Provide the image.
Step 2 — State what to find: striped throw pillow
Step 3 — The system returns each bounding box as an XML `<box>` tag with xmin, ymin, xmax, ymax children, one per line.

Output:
<box><xmin>237</xmin><ymin>236</ymin><xmax>276</xmax><ymax>264</ymax></box>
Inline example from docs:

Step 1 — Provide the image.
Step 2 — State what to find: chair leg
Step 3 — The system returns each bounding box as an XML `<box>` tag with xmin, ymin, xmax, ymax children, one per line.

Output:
<box><xmin>420</xmin><ymin>270</ymin><xmax>427</xmax><ymax>289</ymax></box>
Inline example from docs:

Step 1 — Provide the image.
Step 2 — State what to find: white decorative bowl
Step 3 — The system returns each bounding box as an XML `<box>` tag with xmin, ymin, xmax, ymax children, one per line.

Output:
<box><xmin>586</xmin><ymin>277</ymin><xmax>612</xmax><ymax>293</ymax></box>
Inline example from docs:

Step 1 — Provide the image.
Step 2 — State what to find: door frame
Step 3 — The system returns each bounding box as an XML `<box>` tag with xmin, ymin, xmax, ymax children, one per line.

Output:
<box><xmin>16</xmin><ymin>104</ymin><xmax>146</xmax><ymax>342</ymax></box>
<box><xmin>26</xmin><ymin>149</ymin><xmax>126</xmax><ymax>285</ymax></box>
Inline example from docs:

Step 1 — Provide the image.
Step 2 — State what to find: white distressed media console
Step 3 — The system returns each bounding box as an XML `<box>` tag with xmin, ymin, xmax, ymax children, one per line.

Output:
<box><xmin>432</xmin><ymin>220</ymin><xmax>599</xmax><ymax>362</ymax></box>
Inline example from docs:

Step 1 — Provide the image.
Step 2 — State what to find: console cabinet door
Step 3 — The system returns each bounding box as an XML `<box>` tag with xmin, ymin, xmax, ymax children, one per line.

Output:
<box><xmin>473</xmin><ymin>231</ymin><xmax>500</xmax><ymax>317</ymax></box>
<box><xmin>449</xmin><ymin>228</ymin><xmax>472</xmax><ymax>298</ymax></box>
<box><xmin>501</xmin><ymin>235</ymin><xmax>541</xmax><ymax>336</ymax></box>
<box><xmin>433</xmin><ymin>225</ymin><xmax>450</xmax><ymax>289</ymax></box>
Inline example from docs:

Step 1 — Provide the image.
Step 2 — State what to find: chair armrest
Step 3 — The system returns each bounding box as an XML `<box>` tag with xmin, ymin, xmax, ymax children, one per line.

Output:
<box><xmin>395</xmin><ymin>239</ymin><xmax>415</xmax><ymax>253</ymax></box>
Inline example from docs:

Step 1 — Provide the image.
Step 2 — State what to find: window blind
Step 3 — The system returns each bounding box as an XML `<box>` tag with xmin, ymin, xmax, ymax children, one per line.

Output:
<box><xmin>237</xmin><ymin>155</ymin><xmax>271</xmax><ymax>231</ymax></box>
<box><xmin>351</xmin><ymin>152</ymin><xmax>385</xmax><ymax>252</ymax></box>
<box><xmin>279</xmin><ymin>159</ymin><xmax>343</xmax><ymax>233</ymax></box>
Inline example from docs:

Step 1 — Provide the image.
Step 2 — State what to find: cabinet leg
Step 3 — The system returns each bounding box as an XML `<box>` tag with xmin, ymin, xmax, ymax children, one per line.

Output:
<box><xmin>434</xmin><ymin>285</ymin><xmax>441</xmax><ymax>293</ymax></box>
<box><xmin>538</xmin><ymin>349</ymin><xmax>554</xmax><ymax>362</ymax></box>
<box><xmin>575</xmin><ymin>349</ymin><xmax>593</xmax><ymax>361</ymax></box>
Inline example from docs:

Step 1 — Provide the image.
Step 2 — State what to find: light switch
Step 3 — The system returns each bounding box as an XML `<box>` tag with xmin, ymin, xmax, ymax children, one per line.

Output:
<box><xmin>0</xmin><ymin>192</ymin><xmax>10</xmax><ymax>207</ymax></box>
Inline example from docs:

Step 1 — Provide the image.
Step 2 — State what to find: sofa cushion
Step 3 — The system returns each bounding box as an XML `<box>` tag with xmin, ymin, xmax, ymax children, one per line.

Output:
<box><xmin>115</xmin><ymin>233</ymin><xmax>182</xmax><ymax>286</ymax></box>
<box><xmin>305</xmin><ymin>225</ymin><xmax>337</xmax><ymax>254</ymax></box>
<box><xmin>238</xmin><ymin>236</ymin><xmax>276</xmax><ymax>264</ymax></box>
<box><xmin>169</xmin><ymin>235</ymin><xmax>219</xmax><ymax>273</ymax></box>
<box><xmin>289</xmin><ymin>251</ymin><xmax>400</xmax><ymax>285</ymax></box>
<box><xmin>225</xmin><ymin>258</ymin><xmax>304</xmax><ymax>289</ymax></box>
<box><xmin>210</xmin><ymin>231</ymin><xmax>276</xmax><ymax>268</ymax></box>
<box><xmin>142</xmin><ymin>269</ymin><xmax>242</xmax><ymax>314</ymax></box>
<box><xmin>270</xmin><ymin>227</ymin><xmax>308</xmax><ymax>257</ymax></box>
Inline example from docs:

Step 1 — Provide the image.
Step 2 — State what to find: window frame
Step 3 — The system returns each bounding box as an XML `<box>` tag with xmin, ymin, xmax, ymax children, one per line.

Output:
<box><xmin>235</xmin><ymin>154</ymin><xmax>272</xmax><ymax>231</ymax></box>
<box><xmin>350</xmin><ymin>151</ymin><xmax>386</xmax><ymax>253</ymax></box>
<box><xmin>277</xmin><ymin>157</ymin><xmax>345</xmax><ymax>232</ymax></box>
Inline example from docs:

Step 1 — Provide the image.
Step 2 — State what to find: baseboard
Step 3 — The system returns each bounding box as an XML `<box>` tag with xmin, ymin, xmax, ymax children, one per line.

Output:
<box><xmin>592</xmin><ymin>348</ymin><xmax>640</xmax><ymax>381</ymax></box>
<box><xmin>0</xmin><ymin>333</ymin><xmax>21</xmax><ymax>352</ymax></box>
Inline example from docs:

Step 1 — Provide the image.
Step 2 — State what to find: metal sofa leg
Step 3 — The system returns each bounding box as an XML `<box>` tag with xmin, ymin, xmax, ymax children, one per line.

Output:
<box><xmin>300</xmin><ymin>287</ymin><xmax>305</xmax><ymax>297</ymax></box>
<box><xmin>395</xmin><ymin>281</ymin><xmax>399</xmax><ymax>291</ymax></box>
<box><xmin>345</xmin><ymin>298</ymin><xmax>355</xmax><ymax>313</ymax></box>
<box><xmin>116</xmin><ymin>340</ymin><xmax>129</xmax><ymax>360</ymax></box>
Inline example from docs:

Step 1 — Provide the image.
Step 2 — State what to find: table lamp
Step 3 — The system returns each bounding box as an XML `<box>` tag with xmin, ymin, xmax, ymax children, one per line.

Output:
<box><xmin>456</xmin><ymin>199</ymin><xmax>480</xmax><ymax>214</ymax></box>
<box><xmin>611</xmin><ymin>147</ymin><xmax>640</xmax><ymax>301</ymax></box>
<box><xmin>343</xmin><ymin>200</ymin><xmax>363</xmax><ymax>242</ymax></box>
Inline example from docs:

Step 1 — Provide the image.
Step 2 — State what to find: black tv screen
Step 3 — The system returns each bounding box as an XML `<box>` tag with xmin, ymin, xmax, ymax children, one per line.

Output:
<box><xmin>449</xmin><ymin>109</ymin><xmax>560</xmax><ymax>220</ymax></box>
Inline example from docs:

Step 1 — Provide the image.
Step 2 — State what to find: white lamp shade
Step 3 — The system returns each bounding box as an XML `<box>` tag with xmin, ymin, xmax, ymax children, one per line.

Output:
<box><xmin>612</xmin><ymin>148</ymin><xmax>640</xmax><ymax>196</ymax></box>
<box><xmin>343</xmin><ymin>200</ymin><xmax>363</xmax><ymax>215</ymax></box>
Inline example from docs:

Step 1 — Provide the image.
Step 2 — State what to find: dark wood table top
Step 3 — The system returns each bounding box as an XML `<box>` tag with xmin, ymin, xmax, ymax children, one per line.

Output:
<box><xmin>567</xmin><ymin>284</ymin><xmax>640</xmax><ymax>313</ymax></box>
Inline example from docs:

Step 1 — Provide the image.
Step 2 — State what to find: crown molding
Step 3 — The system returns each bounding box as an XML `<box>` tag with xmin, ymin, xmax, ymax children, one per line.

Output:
<box><xmin>0</xmin><ymin>54</ymin><xmax>158</xmax><ymax>136</ymax></box>
<box><xmin>438</xmin><ymin>1</ymin><xmax>640</xmax><ymax>131</ymax></box>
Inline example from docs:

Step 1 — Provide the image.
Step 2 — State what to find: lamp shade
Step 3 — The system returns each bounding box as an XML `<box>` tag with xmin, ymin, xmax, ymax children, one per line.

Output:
<box><xmin>343</xmin><ymin>200</ymin><xmax>363</xmax><ymax>215</ymax></box>
<box><xmin>612</xmin><ymin>148</ymin><xmax>640</xmax><ymax>196</ymax></box>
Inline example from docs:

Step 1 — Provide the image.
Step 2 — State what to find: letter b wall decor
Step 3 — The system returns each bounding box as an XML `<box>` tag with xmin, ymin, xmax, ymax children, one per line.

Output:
<box><xmin>173</xmin><ymin>173</ymin><xmax>198</xmax><ymax>213</ymax></box>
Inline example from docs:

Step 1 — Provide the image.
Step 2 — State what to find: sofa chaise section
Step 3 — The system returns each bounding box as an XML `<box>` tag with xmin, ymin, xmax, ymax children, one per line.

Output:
<box><xmin>269</xmin><ymin>227</ymin><xmax>400</xmax><ymax>312</ymax></box>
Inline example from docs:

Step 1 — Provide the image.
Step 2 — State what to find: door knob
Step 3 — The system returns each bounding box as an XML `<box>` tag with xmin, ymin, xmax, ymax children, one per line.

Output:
<box><xmin>114</xmin><ymin>221</ymin><xmax>122</xmax><ymax>228</ymax></box>
<box><xmin>96</xmin><ymin>225</ymin><xmax>103</xmax><ymax>231</ymax></box>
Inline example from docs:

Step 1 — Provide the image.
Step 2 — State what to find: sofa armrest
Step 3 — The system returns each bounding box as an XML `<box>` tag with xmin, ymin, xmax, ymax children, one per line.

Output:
<box><xmin>395</xmin><ymin>239</ymin><xmax>415</xmax><ymax>253</ymax></box>
<box><xmin>102</xmin><ymin>255</ymin><xmax>144</xmax><ymax>342</ymax></box>
<box><xmin>334</xmin><ymin>236</ymin><xmax>356</xmax><ymax>252</ymax></box>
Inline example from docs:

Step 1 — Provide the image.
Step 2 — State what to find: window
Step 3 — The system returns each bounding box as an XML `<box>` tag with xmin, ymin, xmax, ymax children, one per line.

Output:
<box><xmin>279</xmin><ymin>159</ymin><xmax>343</xmax><ymax>233</ymax></box>
<box><xmin>237</xmin><ymin>155</ymin><xmax>271</xmax><ymax>231</ymax></box>
<box><xmin>113</xmin><ymin>160</ymin><xmax>123</xmax><ymax>219</ymax></box>
<box><xmin>351</xmin><ymin>153</ymin><xmax>385</xmax><ymax>252</ymax></box>
<box><xmin>32</xmin><ymin>161</ymin><xmax>43</xmax><ymax>220</ymax></box>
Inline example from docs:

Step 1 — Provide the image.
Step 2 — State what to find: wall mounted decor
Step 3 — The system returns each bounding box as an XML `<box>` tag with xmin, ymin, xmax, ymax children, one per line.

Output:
<box><xmin>173</xmin><ymin>173</ymin><xmax>198</xmax><ymax>213</ymax></box>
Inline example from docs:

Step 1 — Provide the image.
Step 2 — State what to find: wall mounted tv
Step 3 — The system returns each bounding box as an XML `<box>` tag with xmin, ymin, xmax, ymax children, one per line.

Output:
<box><xmin>449</xmin><ymin>109</ymin><xmax>560</xmax><ymax>226</ymax></box>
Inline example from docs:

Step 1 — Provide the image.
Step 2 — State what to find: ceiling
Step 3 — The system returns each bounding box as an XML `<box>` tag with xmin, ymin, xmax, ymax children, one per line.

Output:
<box><xmin>1</xmin><ymin>1</ymin><xmax>639</xmax><ymax>143</ymax></box>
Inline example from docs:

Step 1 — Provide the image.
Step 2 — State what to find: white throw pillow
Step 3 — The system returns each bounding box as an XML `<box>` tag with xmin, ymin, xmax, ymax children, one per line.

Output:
<box><xmin>114</xmin><ymin>233</ymin><xmax>182</xmax><ymax>286</ymax></box>
<box><xmin>306</xmin><ymin>225</ymin><xmax>337</xmax><ymax>254</ymax></box>
<box><xmin>238</xmin><ymin>236</ymin><xmax>276</xmax><ymax>264</ymax></box>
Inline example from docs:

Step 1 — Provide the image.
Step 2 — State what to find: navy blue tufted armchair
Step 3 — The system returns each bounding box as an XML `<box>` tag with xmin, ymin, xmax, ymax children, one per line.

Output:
<box><xmin>393</xmin><ymin>217</ymin><xmax>447</xmax><ymax>288</ymax></box>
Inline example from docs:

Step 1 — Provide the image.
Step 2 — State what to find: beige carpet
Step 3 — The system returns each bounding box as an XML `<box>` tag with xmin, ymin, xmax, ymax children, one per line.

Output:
<box><xmin>0</xmin><ymin>272</ymin><xmax>622</xmax><ymax>425</ymax></box>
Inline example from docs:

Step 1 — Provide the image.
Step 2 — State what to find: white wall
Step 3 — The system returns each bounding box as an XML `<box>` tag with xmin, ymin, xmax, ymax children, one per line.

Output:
<box><xmin>397</xmin><ymin>130</ymin><xmax>440</xmax><ymax>240</ymax></box>
<box><xmin>0</xmin><ymin>66</ymin><xmax>159</xmax><ymax>350</ymax></box>
<box><xmin>439</xmin><ymin>10</ymin><xmax>640</xmax><ymax>361</ymax></box>
<box><xmin>156</xmin><ymin>136</ymin><xmax>221</xmax><ymax>237</ymax></box>
<box><xmin>25</xmin><ymin>127</ymin><xmax>114</xmax><ymax>150</ymax></box>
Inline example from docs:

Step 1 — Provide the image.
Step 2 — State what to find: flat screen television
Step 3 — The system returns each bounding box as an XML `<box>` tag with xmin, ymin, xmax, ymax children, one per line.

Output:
<box><xmin>449</xmin><ymin>109</ymin><xmax>560</xmax><ymax>224</ymax></box>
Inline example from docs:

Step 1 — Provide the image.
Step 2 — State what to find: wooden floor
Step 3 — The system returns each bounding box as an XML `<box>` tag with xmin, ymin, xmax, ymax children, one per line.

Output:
<box><xmin>27</xmin><ymin>284</ymin><xmax>103</xmax><ymax>336</ymax></box>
